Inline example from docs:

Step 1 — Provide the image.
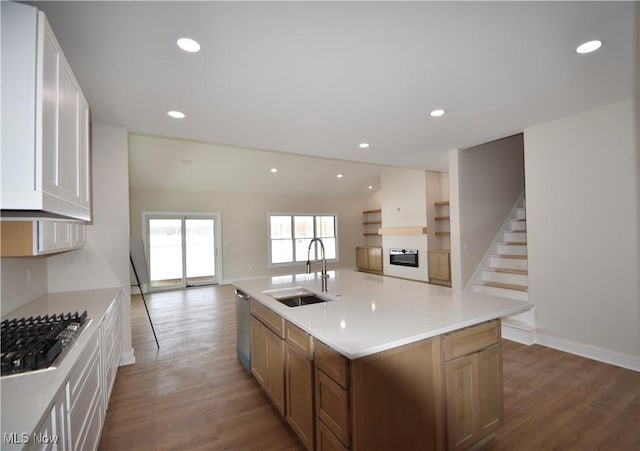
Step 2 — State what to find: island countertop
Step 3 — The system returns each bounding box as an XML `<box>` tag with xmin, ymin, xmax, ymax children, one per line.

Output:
<box><xmin>232</xmin><ymin>269</ymin><xmax>531</xmax><ymax>359</ymax></box>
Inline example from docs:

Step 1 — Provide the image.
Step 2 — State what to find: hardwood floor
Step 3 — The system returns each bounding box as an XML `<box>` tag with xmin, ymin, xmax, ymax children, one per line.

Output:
<box><xmin>99</xmin><ymin>285</ymin><xmax>639</xmax><ymax>450</ymax></box>
<box><xmin>98</xmin><ymin>285</ymin><xmax>304</xmax><ymax>451</ymax></box>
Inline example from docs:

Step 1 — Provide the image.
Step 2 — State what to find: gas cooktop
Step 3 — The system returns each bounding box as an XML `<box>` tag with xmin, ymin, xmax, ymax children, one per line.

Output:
<box><xmin>1</xmin><ymin>311</ymin><xmax>89</xmax><ymax>376</ymax></box>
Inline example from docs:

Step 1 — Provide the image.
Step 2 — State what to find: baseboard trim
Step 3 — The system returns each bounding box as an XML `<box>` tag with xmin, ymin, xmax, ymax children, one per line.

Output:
<box><xmin>501</xmin><ymin>323</ymin><xmax>535</xmax><ymax>345</ymax></box>
<box><xmin>119</xmin><ymin>348</ymin><xmax>136</xmax><ymax>366</ymax></box>
<box><xmin>535</xmin><ymin>332</ymin><xmax>640</xmax><ymax>372</ymax></box>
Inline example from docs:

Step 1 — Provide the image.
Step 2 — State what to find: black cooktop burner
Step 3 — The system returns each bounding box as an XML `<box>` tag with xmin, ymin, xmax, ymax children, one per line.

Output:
<box><xmin>1</xmin><ymin>311</ymin><xmax>88</xmax><ymax>376</ymax></box>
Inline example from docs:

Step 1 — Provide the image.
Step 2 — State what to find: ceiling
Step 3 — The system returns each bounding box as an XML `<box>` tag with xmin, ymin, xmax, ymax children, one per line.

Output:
<box><xmin>29</xmin><ymin>1</ymin><xmax>638</xmax><ymax>191</ymax></box>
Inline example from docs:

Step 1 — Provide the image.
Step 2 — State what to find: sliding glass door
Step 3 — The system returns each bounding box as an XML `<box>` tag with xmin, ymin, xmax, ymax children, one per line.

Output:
<box><xmin>146</xmin><ymin>213</ymin><xmax>220</xmax><ymax>290</ymax></box>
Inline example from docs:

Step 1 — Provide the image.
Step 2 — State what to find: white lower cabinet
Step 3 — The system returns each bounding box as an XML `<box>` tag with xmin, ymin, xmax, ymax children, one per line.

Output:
<box><xmin>101</xmin><ymin>295</ymin><xmax>122</xmax><ymax>409</ymax></box>
<box><xmin>25</xmin><ymin>295</ymin><xmax>122</xmax><ymax>451</ymax></box>
<box><xmin>68</xmin><ymin>329</ymin><xmax>103</xmax><ymax>451</ymax></box>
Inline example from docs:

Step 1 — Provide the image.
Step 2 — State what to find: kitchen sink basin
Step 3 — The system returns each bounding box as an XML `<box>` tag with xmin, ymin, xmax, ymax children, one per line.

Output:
<box><xmin>275</xmin><ymin>294</ymin><xmax>329</xmax><ymax>308</ymax></box>
<box><xmin>263</xmin><ymin>288</ymin><xmax>330</xmax><ymax>307</ymax></box>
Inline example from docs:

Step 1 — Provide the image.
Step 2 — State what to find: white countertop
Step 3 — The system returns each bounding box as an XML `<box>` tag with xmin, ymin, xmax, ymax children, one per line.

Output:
<box><xmin>233</xmin><ymin>269</ymin><xmax>532</xmax><ymax>359</ymax></box>
<box><xmin>1</xmin><ymin>287</ymin><xmax>121</xmax><ymax>442</ymax></box>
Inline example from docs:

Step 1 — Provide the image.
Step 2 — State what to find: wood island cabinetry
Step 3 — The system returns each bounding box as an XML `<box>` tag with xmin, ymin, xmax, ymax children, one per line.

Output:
<box><xmin>443</xmin><ymin>320</ymin><xmax>503</xmax><ymax>450</ymax></box>
<box><xmin>285</xmin><ymin>322</ymin><xmax>315</xmax><ymax>451</ymax></box>
<box><xmin>250</xmin><ymin>300</ymin><xmax>286</xmax><ymax>415</ymax></box>
<box><xmin>248</xmin><ymin>296</ymin><xmax>504</xmax><ymax>451</ymax></box>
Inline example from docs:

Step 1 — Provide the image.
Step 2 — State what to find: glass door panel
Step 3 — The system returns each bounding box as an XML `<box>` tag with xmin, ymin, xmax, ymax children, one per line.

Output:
<box><xmin>185</xmin><ymin>219</ymin><xmax>216</xmax><ymax>286</ymax></box>
<box><xmin>149</xmin><ymin>218</ymin><xmax>183</xmax><ymax>289</ymax></box>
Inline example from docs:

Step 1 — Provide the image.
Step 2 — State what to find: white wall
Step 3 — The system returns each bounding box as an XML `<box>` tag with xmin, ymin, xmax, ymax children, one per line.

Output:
<box><xmin>48</xmin><ymin>124</ymin><xmax>134</xmax><ymax>364</ymax></box>
<box><xmin>0</xmin><ymin>257</ymin><xmax>47</xmax><ymax>315</ymax></box>
<box><xmin>381</xmin><ymin>167</ymin><xmax>429</xmax><ymax>281</ymax></box>
<box><xmin>129</xmin><ymin>188</ymin><xmax>365</xmax><ymax>281</ymax></box>
<box><xmin>524</xmin><ymin>98</ymin><xmax>639</xmax><ymax>369</ymax></box>
<box><xmin>452</xmin><ymin>134</ymin><xmax>525</xmax><ymax>288</ymax></box>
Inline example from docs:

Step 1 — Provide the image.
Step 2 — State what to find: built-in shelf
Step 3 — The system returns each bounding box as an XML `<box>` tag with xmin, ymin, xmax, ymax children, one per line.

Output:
<box><xmin>362</xmin><ymin>209</ymin><xmax>382</xmax><ymax>237</ymax></box>
<box><xmin>378</xmin><ymin>226</ymin><xmax>428</xmax><ymax>235</ymax></box>
<box><xmin>435</xmin><ymin>216</ymin><xmax>450</xmax><ymax>221</ymax></box>
<box><xmin>434</xmin><ymin>201</ymin><xmax>450</xmax><ymax>207</ymax></box>
<box><xmin>435</xmin><ymin>231</ymin><xmax>451</xmax><ymax>236</ymax></box>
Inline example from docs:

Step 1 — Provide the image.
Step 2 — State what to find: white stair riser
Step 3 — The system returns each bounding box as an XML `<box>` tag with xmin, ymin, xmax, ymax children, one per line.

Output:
<box><xmin>497</xmin><ymin>243</ymin><xmax>527</xmax><ymax>255</ymax></box>
<box><xmin>501</xmin><ymin>323</ymin><xmax>535</xmax><ymax>345</ymax></box>
<box><xmin>489</xmin><ymin>256</ymin><xmax>528</xmax><ymax>270</ymax></box>
<box><xmin>480</xmin><ymin>270</ymin><xmax>528</xmax><ymax>286</ymax></box>
<box><xmin>503</xmin><ymin>231</ymin><xmax>527</xmax><ymax>243</ymax></box>
<box><xmin>472</xmin><ymin>283</ymin><xmax>529</xmax><ymax>301</ymax></box>
<box><xmin>510</xmin><ymin>220</ymin><xmax>526</xmax><ymax>231</ymax></box>
<box><xmin>516</xmin><ymin>208</ymin><xmax>526</xmax><ymax>220</ymax></box>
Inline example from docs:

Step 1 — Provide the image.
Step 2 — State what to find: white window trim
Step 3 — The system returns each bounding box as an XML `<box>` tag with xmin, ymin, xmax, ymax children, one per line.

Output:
<box><xmin>267</xmin><ymin>212</ymin><xmax>340</xmax><ymax>268</ymax></box>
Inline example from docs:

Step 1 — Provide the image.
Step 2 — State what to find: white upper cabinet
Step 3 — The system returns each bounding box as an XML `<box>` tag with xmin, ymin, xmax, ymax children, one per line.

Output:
<box><xmin>1</xmin><ymin>2</ymin><xmax>91</xmax><ymax>221</ymax></box>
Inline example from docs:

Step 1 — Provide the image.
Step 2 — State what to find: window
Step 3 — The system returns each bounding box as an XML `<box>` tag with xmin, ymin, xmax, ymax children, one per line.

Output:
<box><xmin>269</xmin><ymin>214</ymin><xmax>337</xmax><ymax>265</ymax></box>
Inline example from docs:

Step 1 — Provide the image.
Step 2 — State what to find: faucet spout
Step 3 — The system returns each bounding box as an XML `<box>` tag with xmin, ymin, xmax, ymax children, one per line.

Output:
<box><xmin>307</xmin><ymin>238</ymin><xmax>329</xmax><ymax>292</ymax></box>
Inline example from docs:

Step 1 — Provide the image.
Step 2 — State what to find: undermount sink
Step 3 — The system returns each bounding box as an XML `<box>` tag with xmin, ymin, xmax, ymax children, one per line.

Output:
<box><xmin>264</xmin><ymin>288</ymin><xmax>330</xmax><ymax>308</ymax></box>
<box><xmin>275</xmin><ymin>293</ymin><xmax>329</xmax><ymax>308</ymax></box>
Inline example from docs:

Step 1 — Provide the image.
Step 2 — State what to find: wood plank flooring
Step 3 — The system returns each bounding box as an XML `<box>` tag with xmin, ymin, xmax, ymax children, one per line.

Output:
<box><xmin>98</xmin><ymin>285</ymin><xmax>639</xmax><ymax>450</ymax></box>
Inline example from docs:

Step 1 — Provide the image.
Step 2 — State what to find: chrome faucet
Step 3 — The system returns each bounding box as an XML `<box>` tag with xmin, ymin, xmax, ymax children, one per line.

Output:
<box><xmin>306</xmin><ymin>238</ymin><xmax>329</xmax><ymax>292</ymax></box>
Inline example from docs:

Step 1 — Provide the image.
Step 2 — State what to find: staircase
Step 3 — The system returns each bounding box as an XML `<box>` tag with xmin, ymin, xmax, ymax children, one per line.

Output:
<box><xmin>471</xmin><ymin>195</ymin><xmax>535</xmax><ymax>344</ymax></box>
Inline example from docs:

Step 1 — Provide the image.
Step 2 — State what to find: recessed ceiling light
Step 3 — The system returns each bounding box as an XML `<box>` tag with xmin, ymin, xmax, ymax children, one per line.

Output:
<box><xmin>337</xmin><ymin>173</ymin><xmax>343</xmax><ymax>179</ymax></box>
<box><xmin>368</xmin><ymin>185</ymin><xmax>373</xmax><ymax>190</ymax></box>
<box><xmin>167</xmin><ymin>110</ymin><xmax>185</xmax><ymax>119</ymax></box>
<box><xmin>177</xmin><ymin>37</ymin><xmax>201</xmax><ymax>53</ymax></box>
<box><xmin>270</xmin><ymin>168</ymin><xmax>278</xmax><ymax>173</ymax></box>
<box><xmin>359</xmin><ymin>143</ymin><xmax>370</xmax><ymax>149</ymax></box>
<box><xmin>576</xmin><ymin>40</ymin><xmax>602</xmax><ymax>54</ymax></box>
<box><xmin>430</xmin><ymin>109</ymin><xmax>445</xmax><ymax>117</ymax></box>
<box><xmin>182</xmin><ymin>159</ymin><xmax>192</xmax><ymax>165</ymax></box>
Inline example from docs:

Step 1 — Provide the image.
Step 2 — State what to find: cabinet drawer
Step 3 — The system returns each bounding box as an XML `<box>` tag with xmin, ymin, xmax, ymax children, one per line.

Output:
<box><xmin>286</xmin><ymin>321</ymin><xmax>314</xmax><ymax>360</ymax></box>
<box><xmin>315</xmin><ymin>340</ymin><xmax>349</xmax><ymax>389</ymax></box>
<box><xmin>251</xmin><ymin>299</ymin><xmax>285</xmax><ymax>338</ymax></box>
<box><xmin>443</xmin><ymin>320</ymin><xmax>500</xmax><ymax>361</ymax></box>
<box><xmin>68</xmin><ymin>343</ymin><xmax>102</xmax><ymax>449</ymax></box>
<box><xmin>317</xmin><ymin>418</ymin><xmax>348</xmax><ymax>451</ymax></box>
<box><xmin>315</xmin><ymin>370</ymin><xmax>350</xmax><ymax>447</ymax></box>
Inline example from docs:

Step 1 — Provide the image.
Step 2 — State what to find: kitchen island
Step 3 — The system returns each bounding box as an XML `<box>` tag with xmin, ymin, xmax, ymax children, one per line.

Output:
<box><xmin>233</xmin><ymin>269</ymin><xmax>531</xmax><ymax>451</ymax></box>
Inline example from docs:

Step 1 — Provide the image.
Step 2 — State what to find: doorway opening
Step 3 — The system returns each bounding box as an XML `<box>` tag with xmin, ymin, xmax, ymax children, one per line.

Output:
<box><xmin>143</xmin><ymin>213</ymin><xmax>221</xmax><ymax>290</ymax></box>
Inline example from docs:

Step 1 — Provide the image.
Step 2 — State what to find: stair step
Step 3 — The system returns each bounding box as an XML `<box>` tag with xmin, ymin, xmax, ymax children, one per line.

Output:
<box><xmin>472</xmin><ymin>282</ymin><xmax>529</xmax><ymax>301</ymax></box>
<box><xmin>493</xmin><ymin>254</ymin><xmax>527</xmax><ymax>259</ymax></box>
<box><xmin>485</xmin><ymin>267</ymin><xmax>528</xmax><ymax>275</ymax></box>
<box><xmin>502</xmin><ymin>241</ymin><xmax>527</xmax><ymax>245</ymax></box>
<box><xmin>481</xmin><ymin>268</ymin><xmax>528</xmax><ymax>285</ymax></box>
<box><xmin>497</xmin><ymin>243</ymin><xmax>527</xmax><ymax>255</ymax></box>
<box><xmin>475</xmin><ymin>281</ymin><xmax>528</xmax><ymax>292</ymax></box>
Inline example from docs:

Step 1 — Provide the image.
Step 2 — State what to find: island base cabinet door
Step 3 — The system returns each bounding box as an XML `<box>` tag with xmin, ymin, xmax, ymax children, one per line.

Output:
<box><xmin>445</xmin><ymin>343</ymin><xmax>503</xmax><ymax>450</ymax></box>
<box><xmin>250</xmin><ymin>316</ymin><xmax>286</xmax><ymax>415</ymax></box>
<box><xmin>445</xmin><ymin>354</ymin><xmax>478</xmax><ymax>450</ymax></box>
<box><xmin>477</xmin><ymin>344</ymin><xmax>503</xmax><ymax>436</ymax></box>
<box><xmin>250</xmin><ymin>317</ymin><xmax>268</xmax><ymax>387</ymax></box>
<box><xmin>286</xmin><ymin>345</ymin><xmax>315</xmax><ymax>451</ymax></box>
<box><xmin>315</xmin><ymin>370</ymin><xmax>350</xmax><ymax>447</ymax></box>
<box><xmin>317</xmin><ymin>419</ymin><xmax>348</xmax><ymax>451</ymax></box>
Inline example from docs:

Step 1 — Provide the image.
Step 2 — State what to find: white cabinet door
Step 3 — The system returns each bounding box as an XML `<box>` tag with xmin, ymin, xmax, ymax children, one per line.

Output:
<box><xmin>41</xmin><ymin>18</ymin><xmax>61</xmax><ymax>198</ymax></box>
<box><xmin>1</xmin><ymin>2</ymin><xmax>91</xmax><ymax>221</ymax></box>
<box><xmin>38</xmin><ymin>221</ymin><xmax>71</xmax><ymax>254</ymax></box>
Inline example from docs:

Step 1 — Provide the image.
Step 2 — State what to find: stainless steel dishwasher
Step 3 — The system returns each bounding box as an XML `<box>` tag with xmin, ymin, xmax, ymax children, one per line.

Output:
<box><xmin>235</xmin><ymin>289</ymin><xmax>251</xmax><ymax>373</ymax></box>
